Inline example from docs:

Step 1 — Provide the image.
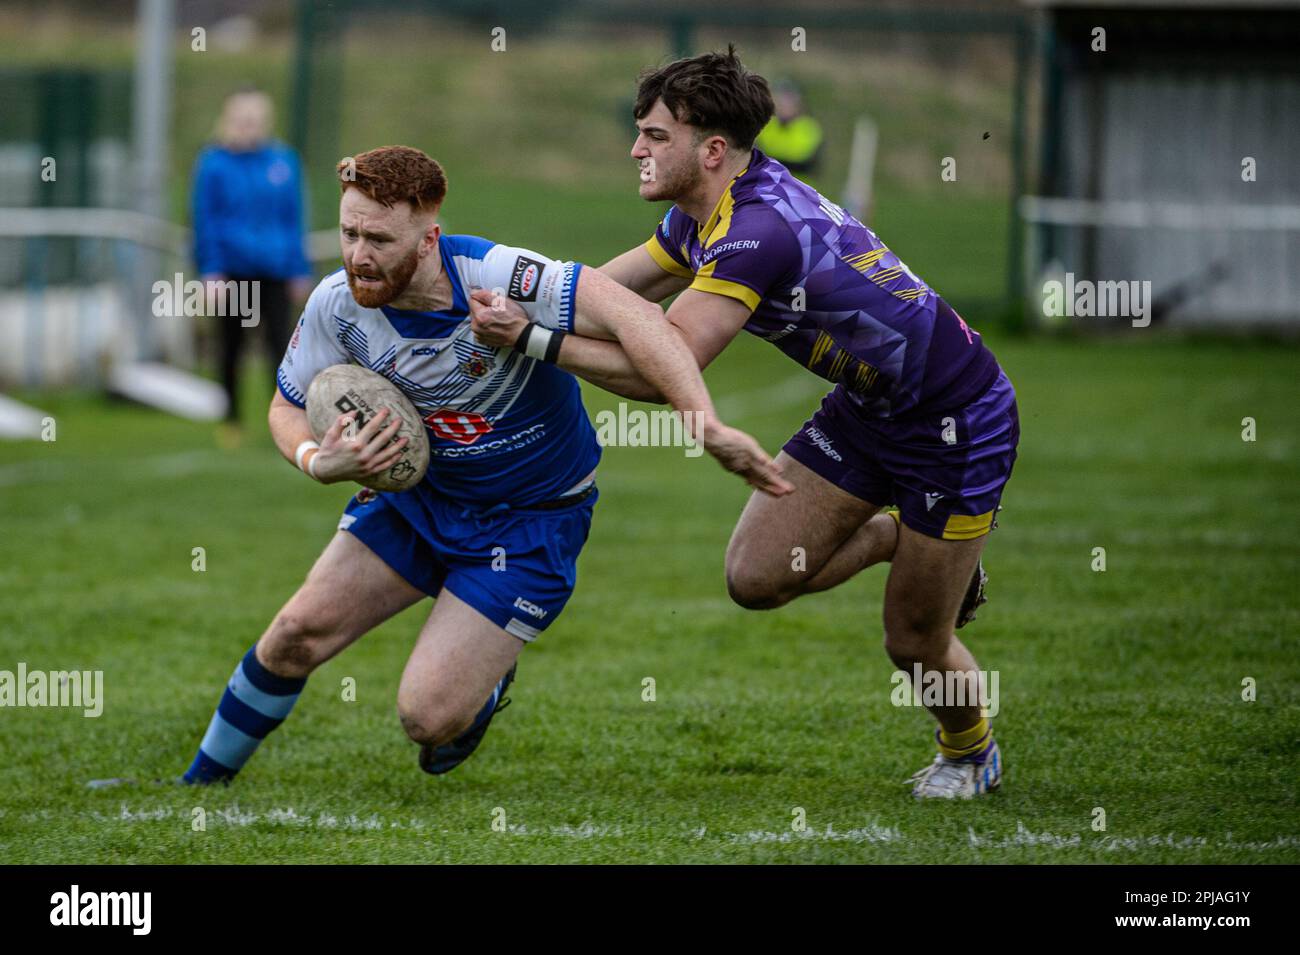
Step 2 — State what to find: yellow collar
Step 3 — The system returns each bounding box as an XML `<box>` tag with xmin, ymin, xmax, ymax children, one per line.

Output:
<box><xmin>697</xmin><ymin>163</ymin><xmax>750</xmax><ymax>246</ymax></box>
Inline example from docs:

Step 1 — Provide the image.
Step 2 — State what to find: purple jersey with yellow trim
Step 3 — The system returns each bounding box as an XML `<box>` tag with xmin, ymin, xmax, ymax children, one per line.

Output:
<box><xmin>645</xmin><ymin>149</ymin><xmax>1000</xmax><ymax>419</ymax></box>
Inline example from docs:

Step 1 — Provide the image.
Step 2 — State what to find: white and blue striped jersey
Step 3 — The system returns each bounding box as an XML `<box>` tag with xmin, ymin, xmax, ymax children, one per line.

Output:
<box><xmin>276</xmin><ymin>233</ymin><xmax>600</xmax><ymax>508</ymax></box>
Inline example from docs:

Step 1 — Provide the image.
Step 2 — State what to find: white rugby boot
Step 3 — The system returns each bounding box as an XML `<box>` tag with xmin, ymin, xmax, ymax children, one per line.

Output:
<box><xmin>907</xmin><ymin>739</ymin><xmax>1002</xmax><ymax>799</ymax></box>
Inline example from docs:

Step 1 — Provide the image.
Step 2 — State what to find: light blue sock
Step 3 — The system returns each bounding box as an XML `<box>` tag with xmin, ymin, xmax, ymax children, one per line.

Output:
<box><xmin>183</xmin><ymin>645</ymin><xmax>306</xmax><ymax>784</ymax></box>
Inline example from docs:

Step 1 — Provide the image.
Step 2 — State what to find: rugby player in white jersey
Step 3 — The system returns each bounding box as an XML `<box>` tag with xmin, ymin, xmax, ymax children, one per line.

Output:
<box><xmin>172</xmin><ymin>145</ymin><xmax>790</xmax><ymax>785</ymax></box>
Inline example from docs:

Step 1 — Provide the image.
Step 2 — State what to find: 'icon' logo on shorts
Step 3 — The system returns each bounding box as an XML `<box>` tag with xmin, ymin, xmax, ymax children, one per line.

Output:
<box><xmin>513</xmin><ymin>597</ymin><xmax>547</xmax><ymax>619</ymax></box>
<box><xmin>925</xmin><ymin>492</ymin><xmax>944</xmax><ymax>511</ymax></box>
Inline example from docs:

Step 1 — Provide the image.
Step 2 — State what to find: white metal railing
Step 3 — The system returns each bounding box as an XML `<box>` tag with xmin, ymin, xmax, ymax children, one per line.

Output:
<box><xmin>0</xmin><ymin>207</ymin><xmax>339</xmax><ymax>264</ymax></box>
<box><xmin>1019</xmin><ymin>196</ymin><xmax>1300</xmax><ymax>232</ymax></box>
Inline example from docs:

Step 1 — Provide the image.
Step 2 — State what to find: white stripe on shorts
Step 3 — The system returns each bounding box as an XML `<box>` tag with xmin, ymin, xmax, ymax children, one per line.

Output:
<box><xmin>505</xmin><ymin>618</ymin><xmax>541</xmax><ymax>641</ymax></box>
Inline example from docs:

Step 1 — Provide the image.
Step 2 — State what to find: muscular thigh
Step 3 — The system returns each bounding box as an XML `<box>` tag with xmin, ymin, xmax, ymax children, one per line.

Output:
<box><xmin>397</xmin><ymin>589</ymin><xmax>523</xmax><ymax>725</ymax></box>
<box><xmin>265</xmin><ymin>530</ymin><xmax>425</xmax><ymax>666</ymax></box>
<box><xmin>726</xmin><ymin>451</ymin><xmax>879</xmax><ymax>583</ymax></box>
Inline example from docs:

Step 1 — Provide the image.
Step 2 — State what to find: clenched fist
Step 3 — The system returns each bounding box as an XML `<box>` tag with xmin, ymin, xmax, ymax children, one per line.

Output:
<box><xmin>469</xmin><ymin>288</ymin><xmax>530</xmax><ymax>349</ymax></box>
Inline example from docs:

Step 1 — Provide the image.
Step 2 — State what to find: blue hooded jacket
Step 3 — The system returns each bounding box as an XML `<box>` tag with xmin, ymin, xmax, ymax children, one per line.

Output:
<box><xmin>191</xmin><ymin>140</ymin><xmax>312</xmax><ymax>280</ymax></box>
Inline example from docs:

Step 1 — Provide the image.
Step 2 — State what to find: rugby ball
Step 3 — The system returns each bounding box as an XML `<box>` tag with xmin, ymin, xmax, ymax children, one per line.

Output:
<box><xmin>305</xmin><ymin>364</ymin><xmax>430</xmax><ymax>492</ymax></box>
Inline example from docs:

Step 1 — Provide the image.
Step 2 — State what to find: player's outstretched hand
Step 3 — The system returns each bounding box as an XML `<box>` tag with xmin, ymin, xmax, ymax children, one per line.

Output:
<box><xmin>312</xmin><ymin>407</ymin><xmax>408</xmax><ymax>486</ymax></box>
<box><xmin>701</xmin><ymin>419</ymin><xmax>794</xmax><ymax>497</ymax></box>
<box><xmin>469</xmin><ymin>288</ymin><xmax>530</xmax><ymax>348</ymax></box>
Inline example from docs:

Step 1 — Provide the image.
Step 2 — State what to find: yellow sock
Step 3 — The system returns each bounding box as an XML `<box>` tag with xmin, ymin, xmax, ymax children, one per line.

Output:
<box><xmin>937</xmin><ymin>717</ymin><xmax>992</xmax><ymax>760</ymax></box>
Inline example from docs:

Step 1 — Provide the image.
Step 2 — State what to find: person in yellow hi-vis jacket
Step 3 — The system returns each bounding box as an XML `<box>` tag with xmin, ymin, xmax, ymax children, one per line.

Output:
<box><xmin>756</xmin><ymin>79</ymin><xmax>824</xmax><ymax>176</ymax></box>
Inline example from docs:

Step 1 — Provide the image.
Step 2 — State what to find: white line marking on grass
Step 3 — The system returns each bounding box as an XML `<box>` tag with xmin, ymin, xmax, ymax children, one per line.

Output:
<box><xmin>79</xmin><ymin>804</ymin><xmax>625</xmax><ymax>838</ymax></box>
<box><xmin>728</xmin><ymin>821</ymin><xmax>903</xmax><ymax>845</ymax></box>
<box><xmin>57</xmin><ymin>806</ymin><xmax>1300</xmax><ymax>854</ymax></box>
<box><xmin>506</xmin><ymin>822</ymin><xmax>625</xmax><ymax>839</ymax></box>
<box><xmin>1222</xmin><ymin>835</ymin><xmax>1300</xmax><ymax>850</ymax></box>
<box><xmin>965</xmin><ymin>821</ymin><xmax>1300</xmax><ymax>853</ymax></box>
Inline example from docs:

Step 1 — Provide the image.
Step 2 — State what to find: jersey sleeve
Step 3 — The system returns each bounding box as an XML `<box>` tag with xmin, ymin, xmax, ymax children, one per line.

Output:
<box><xmin>642</xmin><ymin>206</ymin><xmax>695</xmax><ymax>279</ymax></box>
<box><xmin>275</xmin><ymin>278</ymin><xmax>349</xmax><ymax>408</ymax></box>
<box><xmin>690</xmin><ymin>205</ymin><xmax>801</xmax><ymax>312</ymax></box>
<box><xmin>478</xmin><ymin>244</ymin><xmax>584</xmax><ymax>332</ymax></box>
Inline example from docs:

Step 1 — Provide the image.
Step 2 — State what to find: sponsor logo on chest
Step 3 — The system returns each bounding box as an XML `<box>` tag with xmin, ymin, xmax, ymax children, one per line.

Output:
<box><xmin>423</xmin><ymin>408</ymin><xmax>494</xmax><ymax>444</ymax></box>
<box><xmin>695</xmin><ymin>238</ymin><xmax>761</xmax><ymax>269</ymax></box>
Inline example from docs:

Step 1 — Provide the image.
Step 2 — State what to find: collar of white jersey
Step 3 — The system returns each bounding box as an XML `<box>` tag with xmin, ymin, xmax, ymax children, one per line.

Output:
<box><xmin>378</xmin><ymin>235</ymin><xmax>470</xmax><ymax>334</ymax></box>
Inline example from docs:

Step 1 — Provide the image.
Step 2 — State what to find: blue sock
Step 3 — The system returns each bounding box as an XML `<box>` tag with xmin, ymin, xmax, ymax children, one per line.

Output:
<box><xmin>462</xmin><ymin>674</ymin><xmax>509</xmax><ymax>737</ymax></box>
<box><xmin>183</xmin><ymin>645</ymin><xmax>306</xmax><ymax>784</ymax></box>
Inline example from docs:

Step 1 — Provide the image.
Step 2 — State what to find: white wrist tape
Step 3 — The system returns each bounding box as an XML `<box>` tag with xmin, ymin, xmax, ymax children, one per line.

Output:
<box><xmin>295</xmin><ymin>440</ymin><xmax>321</xmax><ymax>476</ymax></box>
<box><xmin>522</xmin><ymin>325</ymin><xmax>553</xmax><ymax>361</ymax></box>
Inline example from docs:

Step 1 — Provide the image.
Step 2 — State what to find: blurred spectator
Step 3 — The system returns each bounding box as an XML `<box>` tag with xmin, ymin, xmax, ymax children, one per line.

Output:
<box><xmin>756</xmin><ymin>80</ymin><xmax>824</xmax><ymax>177</ymax></box>
<box><xmin>192</xmin><ymin>88</ymin><xmax>313</xmax><ymax>447</ymax></box>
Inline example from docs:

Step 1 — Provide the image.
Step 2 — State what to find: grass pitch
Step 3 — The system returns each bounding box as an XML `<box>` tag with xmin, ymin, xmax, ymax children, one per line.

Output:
<box><xmin>1</xmin><ymin>332</ymin><xmax>1297</xmax><ymax>863</ymax></box>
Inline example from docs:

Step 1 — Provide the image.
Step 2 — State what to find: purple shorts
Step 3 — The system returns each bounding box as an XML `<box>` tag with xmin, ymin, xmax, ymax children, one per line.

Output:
<box><xmin>783</xmin><ymin>371</ymin><xmax>1019</xmax><ymax>540</ymax></box>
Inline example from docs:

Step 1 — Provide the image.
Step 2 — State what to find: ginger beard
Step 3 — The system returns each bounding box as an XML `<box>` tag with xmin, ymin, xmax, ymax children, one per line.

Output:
<box><xmin>345</xmin><ymin>241</ymin><xmax>421</xmax><ymax>308</ymax></box>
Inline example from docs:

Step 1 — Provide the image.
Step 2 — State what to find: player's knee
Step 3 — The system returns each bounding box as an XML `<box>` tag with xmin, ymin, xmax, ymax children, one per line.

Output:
<box><xmin>396</xmin><ymin>696</ymin><xmax>473</xmax><ymax>748</ymax></box>
<box><xmin>882</xmin><ymin>614</ymin><xmax>949</xmax><ymax>666</ymax></box>
<box><xmin>725</xmin><ymin>533</ymin><xmax>804</xmax><ymax>609</ymax></box>
<box><xmin>725</xmin><ymin>564</ymin><xmax>791</xmax><ymax>610</ymax></box>
<box><xmin>260</xmin><ymin>610</ymin><xmax>338</xmax><ymax>676</ymax></box>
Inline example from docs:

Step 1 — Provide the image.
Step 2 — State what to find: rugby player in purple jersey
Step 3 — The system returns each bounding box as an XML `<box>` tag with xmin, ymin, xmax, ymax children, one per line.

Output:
<box><xmin>470</xmin><ymin>48</ymin><xmax>1018</xmax><ymax>798</ymax></box>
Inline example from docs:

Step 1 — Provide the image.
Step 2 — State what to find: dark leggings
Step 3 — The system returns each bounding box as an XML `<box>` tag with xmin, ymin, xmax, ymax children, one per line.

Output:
<box><xmin>218</xmin><ymin>277</ymin><xmax>292</xmax><ymax>423</ymax></box>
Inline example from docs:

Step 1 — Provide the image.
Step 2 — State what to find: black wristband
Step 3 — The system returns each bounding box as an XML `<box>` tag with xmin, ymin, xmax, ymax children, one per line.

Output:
<box><xmin>543</xmin><ymin>328</ymin><xmax>566</xmax><ymax>363</ymax></box>
<box><xmin>513</xmin><ymin>322</ymin><xmax>535</xmax><ymax>353</ymax></box>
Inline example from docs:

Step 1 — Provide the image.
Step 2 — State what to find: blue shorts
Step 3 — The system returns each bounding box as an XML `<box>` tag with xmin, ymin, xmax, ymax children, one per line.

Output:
<box><xmin>338</xmin><ymin>486</ymin><xmax>597</xmax><ymax>641</ymax></box>
<box><xmin>783</xmin><ymin>371</ymin><xmax>1019</xmax><ymax>540</ymax></box>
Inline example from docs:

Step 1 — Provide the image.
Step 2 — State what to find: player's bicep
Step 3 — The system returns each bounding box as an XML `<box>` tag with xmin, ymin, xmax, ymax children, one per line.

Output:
<box><xmin>276</xmin><ymin>282</ymin><xmax>345</xmax><ymax>407</ymax></box>
<box><xmin>269</xmin><ymin>386</ymin><xmax>312</xmax><ymax>432</ymax></box>
<box><xmin>600</xmin><ymin>244</ymin><xmax>691</xmax><ymax>303</ymax></box>
<box><xmin>663</xmin><ymin>289</ymin><xmax>753</xmax><ymax>370</ymax></box>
